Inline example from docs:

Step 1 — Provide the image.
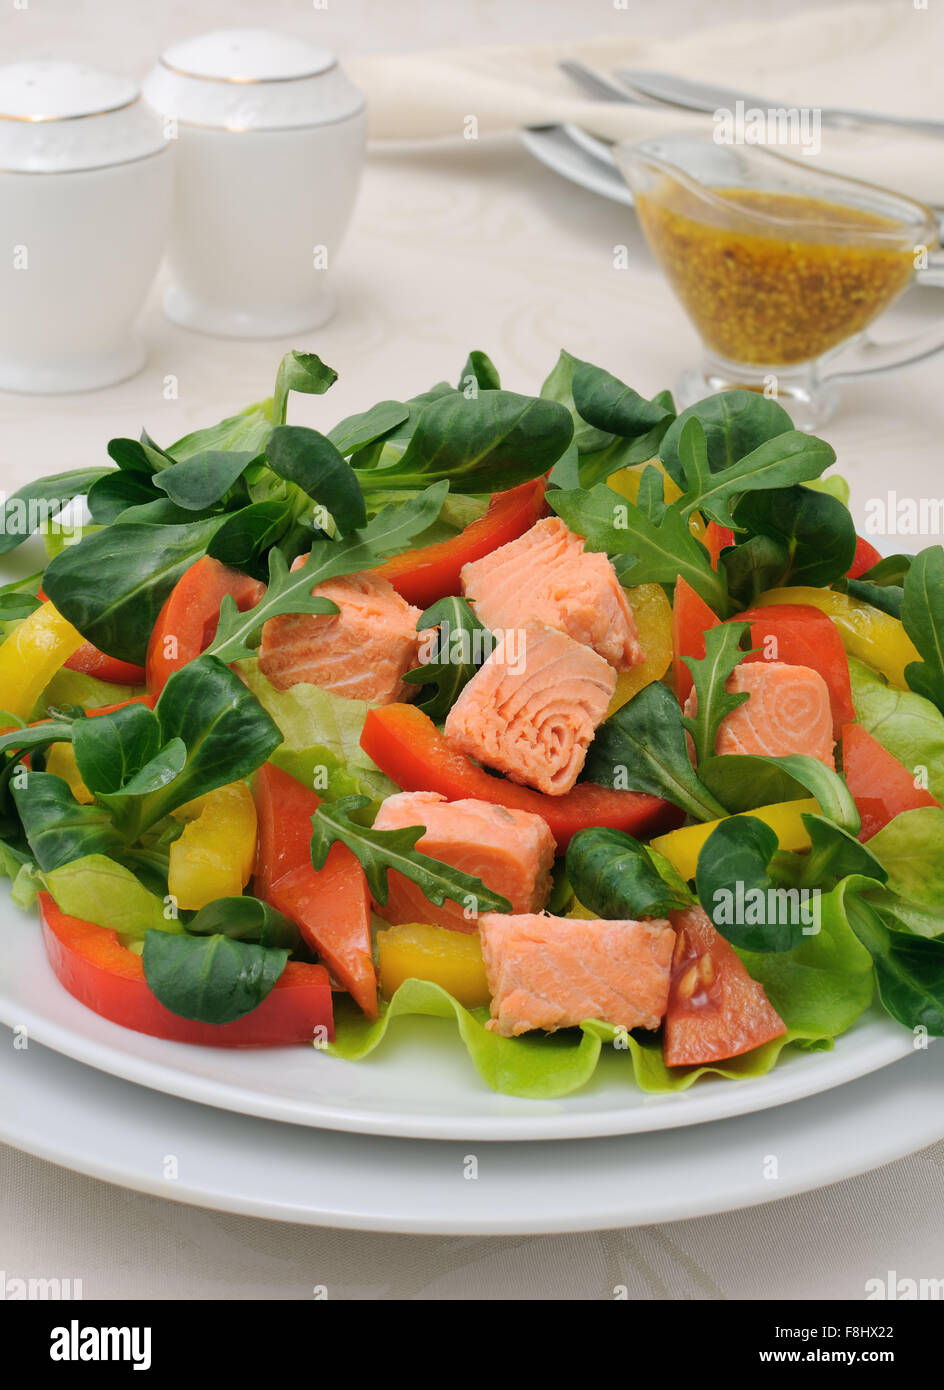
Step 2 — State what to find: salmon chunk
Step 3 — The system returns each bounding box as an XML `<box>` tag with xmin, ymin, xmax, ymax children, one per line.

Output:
<box><xmin>259</xmin><ymin>571</ymin><xmax>425</xmax><ymax>704</ymax></box>
<box><xmin>478</xmin><ymin>911</ymin><xmax>675</xmax><ymax>1037</ymax></box>
<box><xmin>444</xmin><ymin>621</ymin><xmax>616</xmax><ymax>796</ymax></box>
<box><xmin>371</xmin><ymin>791</ymin><xmax>556</xmax><ymax>933</ymax></box>
<box><xmin>461</xmin><ymin>517</ymin><xmax>643</xmax><ymax>672</ymax></box>
<box><xmin>685</xmin><ymin>661</ymin><xmax>835</xmax><ymax>768</ymax></box>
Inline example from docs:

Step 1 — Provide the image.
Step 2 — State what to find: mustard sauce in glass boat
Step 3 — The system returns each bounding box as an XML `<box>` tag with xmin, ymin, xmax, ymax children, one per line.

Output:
<box><xmin>615</xmin><ymin>135</ymin><xmax>944</xmax><ymax>427</ymax></box>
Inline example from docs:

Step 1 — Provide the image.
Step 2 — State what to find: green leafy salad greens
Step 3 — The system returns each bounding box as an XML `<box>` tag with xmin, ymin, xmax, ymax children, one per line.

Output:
<box><xmin>2</xmin><ymin>346</ymin><xmax>944</xmax><ymax>1098</ymax></box>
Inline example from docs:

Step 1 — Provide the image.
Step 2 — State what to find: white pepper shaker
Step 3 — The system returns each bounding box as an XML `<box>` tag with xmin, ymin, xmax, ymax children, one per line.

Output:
<box><xmin>0</xmin><ymin>61</ymin><xmax>172</xmax><ymax>393</ymax></box>
<box><xmin>143</xmin><ymin>29</ymin><xmax>366</xmax><ymax>339</ymax></box>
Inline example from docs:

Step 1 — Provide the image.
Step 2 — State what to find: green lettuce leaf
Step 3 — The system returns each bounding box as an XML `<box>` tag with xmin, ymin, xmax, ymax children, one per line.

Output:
<box><xmin>42</xmin><ymin>853</ymin><xmax>180</xmax><ymax>939</ymax></box>
<box><xmin>238</xmin><ymin>660</ymin><xmax>397</xmax><ymax>801</ymax></box>
<box><xmin>849</xmin><ymin>658</ymin><xmax>944</xmax><ymax>802</ymax></box>
<box><xmin>34</xmin><ymin>667</ymin><xmax>142</xmax><ymax>720</ymax></box>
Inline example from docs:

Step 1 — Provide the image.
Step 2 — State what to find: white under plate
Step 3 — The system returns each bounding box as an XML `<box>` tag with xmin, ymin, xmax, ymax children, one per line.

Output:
<box><xmin>3</xmin><ymin>1038</ymin><xmax>943</xmax><ymax>1234</ymax></box>
<box><xmin>0</xmin><ymin>902</ymin><xmax>915</xmax><ymax>1141</ymax></box>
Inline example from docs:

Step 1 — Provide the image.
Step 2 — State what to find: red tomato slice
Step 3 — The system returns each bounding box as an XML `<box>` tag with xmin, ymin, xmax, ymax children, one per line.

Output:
<box><xmin>253</xmin><ymin>762</ymin><xmax>321</xmax><ymax>904</ymax></box>
<box><xmin>704</xmin><ymin>521</ymin><xmax>736</xmax><ymax>570</ymax></box>
<box><xmin>671</xmin><ymin>575</ymin><xmax>720</xmax><ymax>705</ymax></box>
<box><xmin>663</xmin><ymin>907</ymin><xmax>786</xmax><ymax>1067</ymax></box>
<box><xmin>841</xmin><ymin>722</ymin><xmax>941</xmax><ymax>841</ymax></box>
<box><xmin>371</xmin><ymin>478</ymin><xmax>547</xmax><ymax>609</ymax></box>
<box><xmin>269</xmin><ymin>845</ymin><xmax>377</xmax><ymax>1017</ymax></box>
<box><xmin>847</xmin><ymin>535</ymin><xmax>884</xmax><ymax>580</ymax></box>
<box><xmin>360</xmin><ymin>703</ymin><xmax>682</xmax><ymax>852</ymax></box>
<box><xmin>39</xmin><ymin>894</ymin><xmax>334</xmax><ymax>1047</ymax></box>
<box><xmin>146</xmin><ymin>556</ymin><xmax>265</xmax><ymax>695</ymax></box>
<box><xmin>732</xmin><ymin>602</ymin><xmax>855</xmax><ymax>739</ymax></box>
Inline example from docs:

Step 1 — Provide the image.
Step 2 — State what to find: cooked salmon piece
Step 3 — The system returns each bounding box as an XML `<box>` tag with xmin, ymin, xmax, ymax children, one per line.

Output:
<box><xmin>259</xmin><ymin>571</ymin><xmax>426</xmax><ymax>704</ymax></box>
<box><xmin>371</xmin><ymin>791</ymin><xmax>556</xmax><ymax>933</ymax></box>
<box><xmin>461</xmin><ymin>517</ymin><xmax>643</xmax><ymax>672</ymax></box>
<box><xmin>478</xmin><ymin>910</ymin><xmax>675</xmax><ymax>1037</ymax></box>
<box><xmin>684</xmin><ymin>660</ymin><xmax>835</xmax><ymax>768</ymax></box>
<box><xmin>444</xmin><ymin>621</ymin><xmax>616</xmax><ymax>796</ymax></box>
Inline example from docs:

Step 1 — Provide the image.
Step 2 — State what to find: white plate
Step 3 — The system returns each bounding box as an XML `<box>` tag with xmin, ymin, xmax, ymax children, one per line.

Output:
<box><xmin>0</xmin><ymin>901</ymin><xmax>914</xmax><ymax>1141</ymax></box>
<box><xmin>3</xmin><ymin>1036</ymin><xmax>942</xmax><ymax>1234</ymax></box>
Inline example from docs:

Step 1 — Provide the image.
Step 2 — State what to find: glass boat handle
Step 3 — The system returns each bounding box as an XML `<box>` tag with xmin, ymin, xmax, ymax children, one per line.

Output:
<box><xmin>822</xmin><ymin>257</ymin><xmax>944</xmax><ymax>381</ymax></box>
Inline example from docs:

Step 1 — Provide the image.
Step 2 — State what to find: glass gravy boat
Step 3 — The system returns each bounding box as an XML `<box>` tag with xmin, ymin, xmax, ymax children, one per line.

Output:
<box><xmin>615</xmin><ymin>134</ymin><xmax>944</xmax><ymax>427</ymax></box>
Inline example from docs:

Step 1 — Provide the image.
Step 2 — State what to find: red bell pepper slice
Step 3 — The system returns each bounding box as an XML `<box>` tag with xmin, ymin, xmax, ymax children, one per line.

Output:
<box><xmin>39</xmin><ymin>893</ymin><xmax>334</xmax><ymax>1047</ymax></box>
<box><xmin>847</xmin><ymin>535</ymin><xmax>884</xmax><ymax>580</ymax></box>
<box><xmin>841</xmin><ymin>723</ymin><xmax>941</xmax><ymax>841</ymax></box>
<box><xmin>704</xmin><ymin>522</ymin><xmax>735</xmax><ymax>570</ymax></box>
<box><xmin>671</xmin><ymin>575</ymin><xmax>720</xmax><ymax>705</ymax></box>
<box><xmin>37</xmin><ymin>589</ymin><xmax>146</xmax><ymax>685</ymax></box>
<box><xmin>252</xmin><ymin>762</ymin><xmax>320</xmax><ymax>903</ymax></box>
<box><xmin>371</xmin><ymin>478</ymin><xmax>547</xmax><ymax>609</ymax></box>
<box><xmin>269</xmin><ymin>845</ymin><xmax>377</xmax><ymax>1018</ymax></box>
<box><xmin>732</xmin><ymin>602</ymin><xmax>855</xmax><ymax>739</ymax></box>
<box><xmin>146</xmin><ymin>556</ymin><xmax>266</xmax><ymax>695</ymax></box>
<box><xmin>360</xmin><ymin>703</ymin><xmax>682</xmax><ymax>852</ymax></box>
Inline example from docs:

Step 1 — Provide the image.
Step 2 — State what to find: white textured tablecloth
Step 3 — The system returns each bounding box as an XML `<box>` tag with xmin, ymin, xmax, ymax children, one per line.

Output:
<box><xmin>2</xmin><ymin>0</ymin><xmax>943</xmax><ymax>1299</ymax></box>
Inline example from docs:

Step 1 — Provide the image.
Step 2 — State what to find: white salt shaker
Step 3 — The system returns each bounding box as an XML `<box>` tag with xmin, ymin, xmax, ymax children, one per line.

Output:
<box><xmin>0</xmin><ymin>61</ymin><xmax>172</xmax><ymax>393</ymax></box>
<box><xmin>143</xmin><ymin>29</ymin><xmax>366</xmax><ymax>339</ymax></box>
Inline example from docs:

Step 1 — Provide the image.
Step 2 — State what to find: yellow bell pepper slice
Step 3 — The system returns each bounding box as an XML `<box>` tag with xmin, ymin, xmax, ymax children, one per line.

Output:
<box><xmin>169</xmin><ymin>781</ymin><xmax>257</xmax><ymax>911</ymax></box>
<box><xmin>607</xmin><ymin>581</ymin><xmax>673</xmax><ymax>715</ymax></box>
<box><xmin>45</xmin><ymin>743</ymin><xmax>93</xmax><ymax>805</ymax></box>
<box><xmin>377</xmin><ymin>921</ymin><xmax>490</xmax><ymax>1009</ymax></box>
<box><xmin>608</xmin><ymin>460</ymin><xmax>708</xmax><ymax>541</ymax></box>
<box><xmin>752</xmin><ymin>587</ymin><xmax>920</xmax><ymax>690</ymax></box>
<box><xmin>0</xmin><ymin>600</ymin><xmax>84</xmax><ymax>722</ymax></box>
<box><xmin>650</xmin><ymin>798</ymin><xmax>820</xmax><ymax>882</ymax></box>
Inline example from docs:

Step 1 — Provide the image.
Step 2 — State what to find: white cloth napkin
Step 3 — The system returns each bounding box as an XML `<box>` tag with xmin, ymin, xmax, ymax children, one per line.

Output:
<box><xmin>348</xmin><ymin>2</ymin><xmax>944</xmax><ymax>206</ymax></box>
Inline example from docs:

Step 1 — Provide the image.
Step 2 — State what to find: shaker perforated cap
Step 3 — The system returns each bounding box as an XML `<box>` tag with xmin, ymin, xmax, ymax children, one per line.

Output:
<box><xmin>0</xmin><ymin>61</ymin><xmax>168</xmax><ymax>172</ymax></box>
<box><xmin>143</xmin><ymin>29</ymin><xmax>364</xmax><ymax>130</ymax></box>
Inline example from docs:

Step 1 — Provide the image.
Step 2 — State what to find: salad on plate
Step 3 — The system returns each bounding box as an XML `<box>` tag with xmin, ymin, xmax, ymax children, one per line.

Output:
<box><xmin>1</xmin><ymin>347</ymin><xmax>943</xmax><ymax>1100</ymax></box>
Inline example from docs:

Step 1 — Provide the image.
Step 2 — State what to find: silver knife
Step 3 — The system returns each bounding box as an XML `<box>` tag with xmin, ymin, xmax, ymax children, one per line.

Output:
<box><xmin>615</xmin><ymin>69</ymin><xmax>944</xmax><ymax>139</ymax></box>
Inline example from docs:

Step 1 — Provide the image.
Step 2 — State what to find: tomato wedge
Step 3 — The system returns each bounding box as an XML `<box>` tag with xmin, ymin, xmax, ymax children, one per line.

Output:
<box><xmin>847</xmin><ymin>535</ymin><xmax>883</xmax><ymax>579</ymax></box>
<box><xmin>704</xmin><ymin>521</ymin><xmax>735</xmax><ymax>569</ymax></box>
<box><xmin>146</xmin><ymin>556</ymin><xmax>265</xmax><ymax>695</ymax></box>
<box><xmin>361</xmin><ymin>703</ymin><xmax>682</xmax><ymax>852</ymax></box>
<box><xmin>663</xmin><ymin>907</ymin><xmax>786</xmax><ymax>1067</ymax></box>
<box><xmin>671</xmin><ymin>575</ymin><xmax>720</xmax><ymax>705</ymax></box>
<box><xmin>841</xmin><ymin>722</ymin><xmax>941</xmax><ymax>841</ymax></box>
<box><xmin>253</xmin><ymin>763</ymin><xmax>321</xmax><ymax>903</ymax></box>
<box><xmin>39</xmin><ymin>894</ymin><xmax>334</xmax><ymax>1047</ymax></box>
<box><xmin>372</xmin><ymin>478</ymin><xmax>547</xmax><ymax>610</ymax></box>
<box><xmin>732</xmin><ymin>602</ymin><xmax>855</xmax><ymax>739</ymax></box>
<box><xmin>270</xmin><ymin>845</ymin><xmax>377</xmax><ymax>1017</ymax></box>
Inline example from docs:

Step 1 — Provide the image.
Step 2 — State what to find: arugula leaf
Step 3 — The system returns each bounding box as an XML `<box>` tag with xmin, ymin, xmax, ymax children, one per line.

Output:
<box><xmin>565</xmin><ymin>827</ymin><xmax>693</xmax><ymax>919</ymax></box>
<box><xmin>142</xmin><ymin>930</ymin><xmax>289</xmax><ymax>1024</ymax></box>
<box><xmin>732</xmin><ymin>483</ymin><xmax>856</xmax><ymax>588</ymax></box>
<box><xmin>401</xmin><ymin>596</ymin><xmax>488</xmax><ymax>719</ymax></box>
<box><xmin>310</xmin><ymin>796</ymin><xmax>512</xmax><ymax>914</ymax></box>
<box><xmin>187</xmin><ymin>896</ymin><xmax>300</xmax><ymax>950</ymax></box>
<box><xmin>695</xmin><ymin>815</ymin><xmax>808</xmax><ymax>952</ymax></box>
<box><xmin>13</xmin><ymin>772</ymin><xmax>125</xmax><ymax>872</ymax></box>
<box><xmin>266</xmin><ymin>425</ymin><xmax>366</xmax><ymax>534</ymax></box>
<box><xmin>358</xmin><ymin>391</ymin><xmax>573</xmax><ymax>492</ymax></box>
<box><xmin>659</xmin><ymin>391</ymin><xmax>794</xmax><ymax>487</ymax></box>
<box><xmin>838</xmin><ymin>876</ymin><xmax>944</xmax><ymax>1034</ymax></box>
<box><xmin>901</xmin><ymin>546</ymin><xmax>944</xmax><ymax>713</ymax></box>
<box><xmin>272</xmin><ymin>351</ymin><xmax>338</xmax><ymax>426</ymax></box>
<box><xmin>153</xmin><ymin>449</ymin><xmax>256</xmax><ymax>512</ymax></box>
<box><xmin>43</xmin><ymin>515</ymin><xmax>228</xmax><ymax>664</ymax></box>
<box><xmin>327</xmin><ymin>401</ymin><xmax>410</xmax><ymax>457</ymax></box>
<box><xmin>682</xmin><ymin>621</ymin><xmax>751</xmax><ymax>764</ymax></box>
<box><xmin>0</xmin><ymin>469</ymin><xmax>109</xmax><ymax>556</ymax></box>
<box><xmin>206</xmin><ymin>484</ymin><xmax>449</xmax><ymax>664</ymax></box>
<box><xmin>677</xmin><ymin>429</ymin><xmax>837</xmax><ymax>529</ymax></box>
<box><xmin>582</xmin><ymin>680</ymin><xmax>728</xmax><ymax>822</ymax></box>
<box><xmin>549</xmin><ymin>483</ymin><xmax>727</xmax><ymax>613</ymax></box>
<box><xmin>458</xmin><ymin>350</ymin><xmax>501</xmax><ymax>393</ymax></box>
